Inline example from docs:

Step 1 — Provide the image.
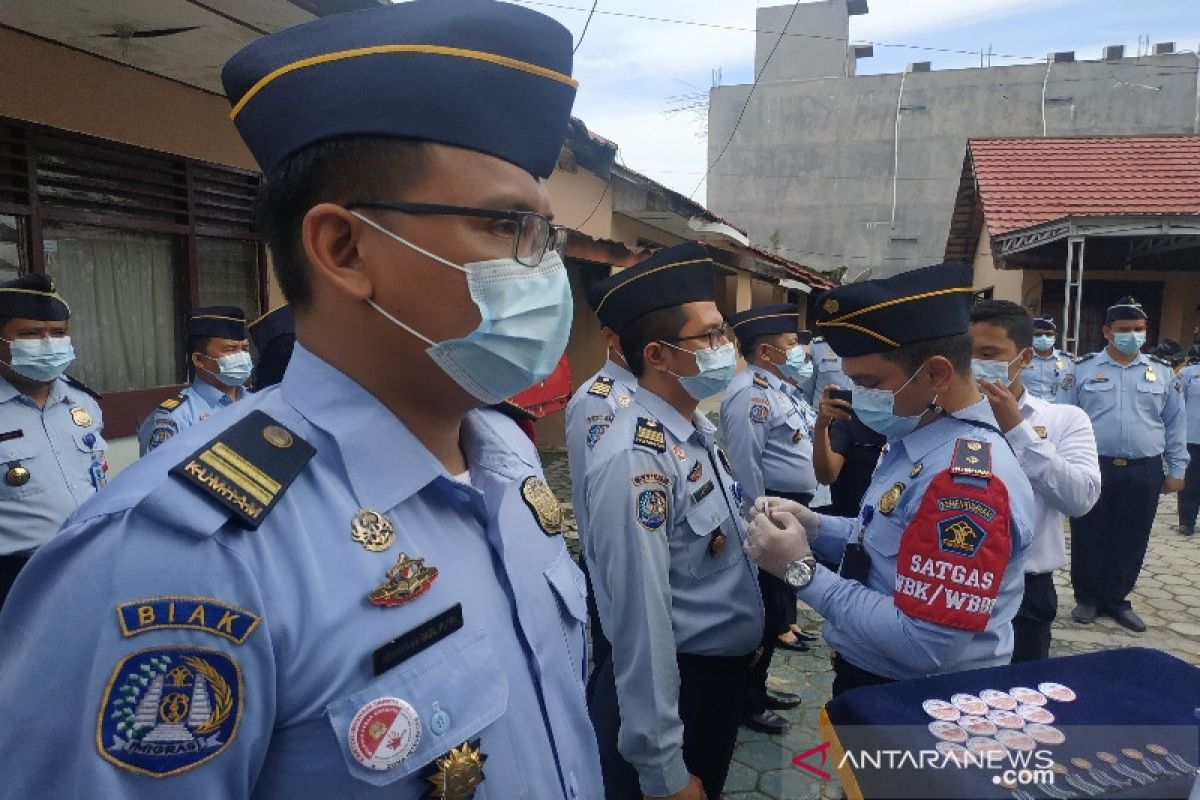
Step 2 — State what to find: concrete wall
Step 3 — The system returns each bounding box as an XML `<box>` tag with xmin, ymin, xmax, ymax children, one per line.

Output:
<box><xmin>756</xmin><ymin>2</ymin><xmax>854</xmax><ymax>82</ymax></box>
<box><xmin>708</xmin><ymin>53</ymin><xmax>1200</xmax><ymax>279</ymax></box>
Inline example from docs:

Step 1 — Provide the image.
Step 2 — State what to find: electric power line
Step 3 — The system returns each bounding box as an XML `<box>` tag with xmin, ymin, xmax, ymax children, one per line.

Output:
<box><xmin>573</xmin><ymin>0</ymin><xmax>599</xmax><ymax>54</ymax></box>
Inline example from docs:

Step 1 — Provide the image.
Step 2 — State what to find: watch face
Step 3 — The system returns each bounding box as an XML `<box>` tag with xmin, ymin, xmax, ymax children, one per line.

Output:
<box><xmin>787</xmin><ymin>558</ymin><xmax>814</xmax><ymax>587</ymax></box>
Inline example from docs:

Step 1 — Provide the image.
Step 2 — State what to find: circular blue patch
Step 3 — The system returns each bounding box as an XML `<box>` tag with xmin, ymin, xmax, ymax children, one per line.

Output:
<box><xmin>97</xmin><ymin>647</ymin><xmax>242</xmax><ymax>777</ymax></box>
<box><xmin>637</xmin><ymin>489</ymin><xmax>668</xmax><ymax>532</ymax></box>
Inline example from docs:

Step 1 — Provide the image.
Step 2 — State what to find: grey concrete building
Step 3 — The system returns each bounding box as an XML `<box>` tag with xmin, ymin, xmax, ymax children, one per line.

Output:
<box><xmin>707</xmin><ymin>1</ymin><xmax>1200</xmax><ymax>278</ymax></box>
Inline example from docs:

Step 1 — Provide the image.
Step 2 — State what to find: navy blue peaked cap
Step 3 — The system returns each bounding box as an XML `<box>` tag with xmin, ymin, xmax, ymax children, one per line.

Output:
<box><xmin>248</xmin><ymin>305</ymin><xmax>294</xmax><ymax>352</ymax></box>
<box><xmin>189</xmin><ymin>306</ymin><xmax>248</xmax><ymax>340</ymax></box>
<box><xmin>1105</xmin><ymin>296</ymin><xmax>1147</xmax><ymax>323</ymax></box>
<box><xmin>1032</xmin><ymin>316</ymin><xmax>1057</xmax><ymax>331</ymax></box>
<box><xmin>591</xmin><ymin>243</ymin><xmax>717</xmax><ymax>334</ymax></box>
<box><xmin>222</xmin><ymin>0</ymin><xmax>578</xmax><ymax>177</ymax></box>
<box><xmin>729</xmin><ymin>303</ymin><xmax>800</xmax><ymax>344</ymax></box>
<box><xmin>0</xmin><ymin>273</ymin><xmax>69</xmax><ymax>321</ymax></box>
<box><xmin>814</xmin><ymin>262</ymin><xmax>975</xmax><ymax>357</ymax></box>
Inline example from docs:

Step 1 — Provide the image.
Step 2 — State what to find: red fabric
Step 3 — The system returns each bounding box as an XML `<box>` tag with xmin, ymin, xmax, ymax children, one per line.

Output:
<box><xmin>893</xmin><ymin>469</ymin><xmax>1012</xmax><ymax>632</ymax></box>
<box><xmin>509</xmin><ymin>354</ymin><xmax>572</xmax><ymax>417</ymax></box>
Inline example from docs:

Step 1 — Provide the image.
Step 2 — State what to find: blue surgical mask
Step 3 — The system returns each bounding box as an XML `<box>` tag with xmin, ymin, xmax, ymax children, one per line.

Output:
<box><xmin>971</xmin><ymin>352</ymin><xmax>1024</xmax><ymax>385</ymax></box>
<box><xmin>851</xmin><ymin>363</ymin><xmax>931</xmax><ymax>439</ymax></box>
<box><xmin>354</xmin><ymin>212</ymin><xmax>573</xmax><ymax>404</ymax></box>
<box><xmin>663</xmin><ymin>341</ymin><xmax>737</xmax><ymax>400</ymax></box>
<box><xmin>213</xmin><ymin>351</ymin><xmax>254</xmax><ymax>387</ymax></box>
<box><xmin>1112</xmin><ymin>331</ymin><xmax>1146</xmax><ymax>355</ymax></box>
<box><xmin>1032</xmin><ymin>335</ymin><xmax>1055</xmax><ymax>352</ymax></box>
<box><xmin>770</xmin><ymin>344</ymin><xmax>813</xmax><ymax>383</ymax></box>
<box><xmin>1</xmin><ymin>335</ymin><xmax>76</xmax><ymax>383</ymax></box>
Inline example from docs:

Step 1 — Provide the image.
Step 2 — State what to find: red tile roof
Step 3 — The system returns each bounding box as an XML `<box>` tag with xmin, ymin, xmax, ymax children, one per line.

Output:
<box><xmin>968</xmin><ymin>136</ymin><xmax>1200</xmax><ymax>235</ymax></box>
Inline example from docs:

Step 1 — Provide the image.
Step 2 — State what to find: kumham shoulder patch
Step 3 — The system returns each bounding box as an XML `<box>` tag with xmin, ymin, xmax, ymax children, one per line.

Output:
<box><xmin>169</xmin><ymin>411</ymin><xmax>314</xmax><ymax>529</ymax></box>
<box><xmin>893</xmin><ymin>467</ymin><xmax>1012</xmax><ymax>632</ymax></box>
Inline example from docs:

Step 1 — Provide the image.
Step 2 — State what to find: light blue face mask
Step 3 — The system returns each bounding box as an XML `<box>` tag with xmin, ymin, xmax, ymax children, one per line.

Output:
<box><xmin>851</xmin><ymin>362</ymin><xmax>932</xmax><ymax>439</ymax></box>
<box><xmin>1112</xmin><ymin>331</ymin><xmax>1146</xmax><ymax>355</ymax></box>
<box><xmin>971</xmin><ymin>351</ymin><xmax>1025</xmax><ymax>385</ymax></box>
<box><xmin>211</xmin><ymin>351</ymin><xmax>254</xmax><ymax>387</ymax></box>
<box><xmin>354</xmin><ymin>212</ymin><xmax>573</xmax><ymax>404</ymax></box>
<box><xmin>663</xmin><ymin>341</ymin><xmax>737</xmax><ymax>400</ymax></box>
<box><xmin>769</xmin><ymin>344</ymin><xmax>813</xmax><ymax>383</ymax></box>
<box><xmin>1</xmin><ymin>335</ymin><xmax>75</xmax><ymax>383</ymax></box>
<box><xmin>1032</xmin><ymin>334</ymin><xmax>1055</xmax><ymax>352</ymax></box>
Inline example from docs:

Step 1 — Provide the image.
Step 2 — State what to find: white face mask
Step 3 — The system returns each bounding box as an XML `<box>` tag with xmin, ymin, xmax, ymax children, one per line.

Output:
<box><xmin>353</xmin><ymin>212</ymin><xmax>574</xmax><ymax>404</ymax></box>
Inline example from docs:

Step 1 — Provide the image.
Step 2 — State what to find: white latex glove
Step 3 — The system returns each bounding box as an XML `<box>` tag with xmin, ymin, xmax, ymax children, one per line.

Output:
<box><xmin>744</xmin><ymin>509</ymin><xmax>814</xmax><ymax>579</ymax></box>
<box><xmin>752</xmin><ymin>496</ymin><xmax>821</xmax><ymax>541</ymax></box>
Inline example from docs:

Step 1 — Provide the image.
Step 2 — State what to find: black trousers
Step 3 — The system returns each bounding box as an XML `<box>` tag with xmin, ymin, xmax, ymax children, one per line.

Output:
<box><xmin>577</xmin><ymin>553</ymin><xmax>612</xmax><ymax>697</ymax></box>
<box><xmin>1011</xmin><ymin>571</ymin><xmax>1057</xmax><ymax>662</ymax></box>
<box><xmin>0</xmin><ymin>554</ymin><xmax>30</xmax><ymax>612</ymax></box>
<box><xmin>1070</xmin><ymin>456</ymin><xmax>1163</xmax><ymax>611</ymax></box>
<box><xmin>589</xmin><ymin>650</ymin><xmax>750</xmax><ymax>799</ymax></box>
<box><xmin>1180</xmin><ymin>443</ymin><xmax>1200</xmax><ymax>529</ymax></box>
<box><xmin>831</xmin><ymin>653</ymin><xmax>893</xmax><ymax>698</ymax></box>
<box><xmin>744</xmin><ymin>490</ymin><xmax>813</xmax><ymax>716</ymax></box>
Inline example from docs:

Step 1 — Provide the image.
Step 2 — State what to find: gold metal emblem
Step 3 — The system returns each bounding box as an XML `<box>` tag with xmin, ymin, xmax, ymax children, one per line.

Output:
<box><xmin>426</xmin><ymin>740</ymin><xmax>487</xmax><ymax>799</ymax></box>
<box><xmin>5</xmin><ymin>464</ymin><xmax>30</xmax><ymax>486</ymax></box>
<box><xmin>877</xmin><ymin>483</ymin><xmax>904</xmax><ymax>515</ymax></box>
<box><xmin>262</xmin><ymin>424</ymin><xmax>294</xmax><ymax>449</ymax></box>
<box><xmin>351</xmin><ymin>509</ymin><xmax>395</xmax><ymax>552</ymax></box>
<box><xmin>1055</xmin><ymin>358</ymin><xmax>1064</xmax><ymax>369</ymax></box>
<box><xmin>368</xmin><ymin>552</ymin><xmax>438</xmax><ymax>607</ymax></box>
<box><xmin>823</xmin><ymin>298</ymin><xmax>839</xmax><ymax>315</ymax></box>
<box><xmin>1145</xmin><ymin>368</ymin><xmax>1157</xmax><ymax>383</ymax></box>
<box><xmin>617</xmin><ymin>395</ymin><xmax>631</xmax><ymax>407</ymax></box>
<box><xmin>69</xmin><ymin>407</ymin><xmax>92</xmax><ymax>427</ymax></box>
<box><xmin>708</xmin><ymin>532</ymin><xmax>727</xmax><ymax>556</ymax></box>
<box><xmin>966</xmin><ymin>441</ymin><xmax>982</xmax><ymax>451</ymax></box>
<box><xmin>792</xmin><ymin>429</ymin><xmax>803</xmax><ymax>444</ymax></box>
<box><xmin>520</xmin><ymin>477</ymin><xmax>563</xmax><ymax>536</ymax></box>
<box><xmin>1033</xmin><ymin>426</ymin><xmax>1048</xmax><ymax>439</ymax></box>
<box><xmin>909</xmin><ymin>463</ymin><xmax>923</xmax><ymax>478</ymax></box>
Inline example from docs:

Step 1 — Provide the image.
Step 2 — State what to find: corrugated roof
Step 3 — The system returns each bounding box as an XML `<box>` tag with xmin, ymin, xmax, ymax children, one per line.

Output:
<box><xmin>968</xmin><ymin>135</ymin><xmax>1200</xmax><ymax>235</ymax></box>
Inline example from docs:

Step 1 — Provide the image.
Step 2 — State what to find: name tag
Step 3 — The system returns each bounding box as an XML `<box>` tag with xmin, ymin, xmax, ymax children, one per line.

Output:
<box><xmin>373</xmin><ymin>603</ymin><xmax>464</xmax><ymax>676</ymax></box>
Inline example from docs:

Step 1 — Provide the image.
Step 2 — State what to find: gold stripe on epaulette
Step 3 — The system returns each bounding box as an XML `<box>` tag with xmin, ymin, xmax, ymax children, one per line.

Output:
<box><xmin>231</xmin><ymin>44</ymin><xmax>579</xmax><ymax>119</ymax></box>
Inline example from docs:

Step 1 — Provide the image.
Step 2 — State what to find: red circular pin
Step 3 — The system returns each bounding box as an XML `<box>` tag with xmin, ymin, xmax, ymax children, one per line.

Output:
<box><xmin>348</xmin><ymin>697</ymin><xmax>421</xmax><ymax>771</ymax></box>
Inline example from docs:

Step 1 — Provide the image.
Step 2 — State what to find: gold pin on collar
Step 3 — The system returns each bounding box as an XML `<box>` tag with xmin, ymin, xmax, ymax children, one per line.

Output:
<box><xmin>351</xmin><ymin>509</ymin><xmax>395</xmax><ymax>552</ymax></box>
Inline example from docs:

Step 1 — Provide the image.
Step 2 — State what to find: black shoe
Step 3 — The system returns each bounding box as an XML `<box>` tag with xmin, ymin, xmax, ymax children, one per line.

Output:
<box><xmin>742</xmin><ymin>710</ymin><xmax>791</xmax><ymax>735</ymax></box>
<box><xmin>776</xmin><ymin>638</ymin><xmax>810</xmax><ymax>653</ymax></box>
<box><xmin>1109</xmin><ymin>607</ymin><xmax>1147</xmax><ymax>632</ymax></box>
<box><xmin>765</xmin><ymin>689</ymin><xmax>802</xmax><ymax>710</ymax></box>
<box><xmin>1180</xmin><ymin>524</ymin><xmax>1195</xmax><ymax>537</ymax></box>
<box><xmin>791</xmin><ymin>628</ymin><xmax>820</xmax><ymax>642</ymax></box>
<box><xmin>1071</xmin><ymin>602</ymin><xmax>1097</xmax><ymax>624</ymax></box>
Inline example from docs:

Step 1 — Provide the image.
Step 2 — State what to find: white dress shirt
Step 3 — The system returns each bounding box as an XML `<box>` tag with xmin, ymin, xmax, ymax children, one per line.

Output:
<box><xmin>1004</xmin><ymin>391</ymin><xmax>1102</xmax><ymax>574</ymax></box>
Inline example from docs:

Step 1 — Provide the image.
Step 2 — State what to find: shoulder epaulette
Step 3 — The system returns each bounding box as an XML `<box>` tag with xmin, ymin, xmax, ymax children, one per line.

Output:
<box><xmin>1061</xmin><ymin>350</ymin><xmax>1076</xmax><ymax>359</ymax></box>
<box><xmin>490</xmin><ymin>399</ymin><xmax>536</xmax><ymax>424</ymax></box>
<box><xmin>632</xmin><ymin>416</ymin><xmax>666</xmax><ymax>453</ymax></box>
<box><xmin>949</xmin><ymin>438</ymin><xmax>992</xmax><ymax>479</ymax></box>
<box><xmin>169</xmin><ymin>410</ymin><xmax>315</xmax><ymax>530</ymax></box>
<box><xmin>1073</xmin><ymin>352</ymin><xmax>1098</xmax><ymax>365</ymax></box>
<box><xmin>158</xmin><ymin>392</ymin><xmax>188</xmax><ymax>412</ymax></box>
<box><xmin>62</xmin><ymin>374</ymin><xmax>102</xmax><ymax>401</ymax></box>
<box><xmin>1149</xmin><ymin>355</ymin><xmax>1172</xmax><ymax>367</ymax></box>
<box><xmin>812</xmin><ymin>336</ymin><xmax>826</xmax><ymax>343</ymax></box>
<box><xmin>752</xmin><ymin>372</ymin><xmax>769</xmax><ymax>389</ymax></box>
<box><xmin>586</xmin><ymin>376</ymin><xmax>614</xmax><ymax>398</ymax></box>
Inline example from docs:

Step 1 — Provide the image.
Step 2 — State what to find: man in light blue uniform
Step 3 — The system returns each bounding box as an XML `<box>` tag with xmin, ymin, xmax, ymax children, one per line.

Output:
<box><xmin>720</xmin><ymin>303</ymin><xmax>812</xmax><ymax>735</ymax></box>
<box><xmin>0</xmin><ymin>273</ymin><xmax>106</xmax><ymax>609</ymax></box>
<box><xmin>804</xmin><ymin>335</ymin><xmax>852</xmax><ymax>405</ymax></box>
<box><xmin>1179</xmin><ymin>358</ymin><xmax>1200</xmax><ymax>536</ymax></box>
<box><xmin>0</xmin><ymin>2</ymin><xmax>600</xmax><ymax>797</ymax></box>
<box><xmin>138</xmin><ymin>307</ymin><xmax>250</xmax><ymax>455</ymax></box>
<box><xmin>743</xmin><ymin>263</ymin><xmax>1035</xmax><ymax>696</ymax></box>
<box><xmin>1022</xmin><ymin>316</ymin><xmax>1074</xmax><ymax>401</ymax></box>
<box><xmin>1057</xmin><ymin>296</ymin><xmax>1187</xmax><ymax>631</ymax></box>
<box><xmin>583</xmin><ymin>243</ymin><xmax>764</xmax><ymax>800</ymax></box>
<box><xmin>564</xmin><ymin>272</ymin><xmax>638</xmax><ymax>683</ymax></box>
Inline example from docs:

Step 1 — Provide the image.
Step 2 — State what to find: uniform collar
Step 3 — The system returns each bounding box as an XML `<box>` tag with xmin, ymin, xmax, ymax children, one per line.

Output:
<box><xmin>190</xmin><ymin>377</ymin><xmax>238</xmax><ymax>407</ymax></box>
<box><xmin>899</xmin><ymin>395</ymin><xmax>994</xmax><ymax>464</ymax></box>
<box><xmin>281</xmin><ymin>344</ymin><xmax>501</xmax><ymax>511</ymax></box>
<box><xmin>0</xmin><ymin>372</ymin><xmax>67</xmax><ymax>406</ymax></box>
<box><xmin>1016</xmin><ymin>389</ymin><xmax>1047</xmax><ymax>418</ymax></box>
<box><xmin>634</xmin><ymin>385</ymin><xmax>712</xmax><ymax>443</ymax></box>
<box><xmin>1033</xmin><ymin>349</ymin><xmax>1059</xmax><ymax>361</ymax></box>
<box><xmin>603</xmin><ymin>358</ymin><xmax>636</xmax><ymax>389</ymax></box>
<box><xmin>1096</xmin><ymin>348</ymin><xmax>1148</xmax><ymax>369</ymax></box>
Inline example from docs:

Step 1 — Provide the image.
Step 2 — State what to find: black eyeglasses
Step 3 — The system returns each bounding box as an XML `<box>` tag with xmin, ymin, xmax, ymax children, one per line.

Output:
<box><xmin>347</xmin><ymin>201</ymin><xmax>569</xmax><ymax>268</ymax></box>
<box><xmin>665</xmin><ymin>323</ymin><xmax>731</xmax><ymax>351</ymax></box>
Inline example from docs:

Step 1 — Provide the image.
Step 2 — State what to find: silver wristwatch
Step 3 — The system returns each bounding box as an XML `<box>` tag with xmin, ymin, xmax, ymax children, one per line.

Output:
<box><xmin>783</xmin><ymin>556</ymin><xmax>817</xmax><ymax>589</ymax></box>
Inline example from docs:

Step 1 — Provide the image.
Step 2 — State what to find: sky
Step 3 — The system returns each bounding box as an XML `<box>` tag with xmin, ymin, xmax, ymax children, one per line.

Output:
<box><xmin>506</xmin><ymin>0</ymin><xmax>1199</xmax><ymax>224</ymax></box>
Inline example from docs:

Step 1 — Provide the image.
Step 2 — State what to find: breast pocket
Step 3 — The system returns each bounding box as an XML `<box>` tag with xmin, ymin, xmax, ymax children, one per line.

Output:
<box><xmin>1080</xmin><ymin>379</ymin><xmax>1114</xmax><ymax>408</ymax></box>
<box><xmin>325</xmin><ymin>629</ymin><xmax>509</xmax><ymax>792</ymax></box>
<box><xmin>544</xmin><ymin>554</ymin><xmax>588</xmax><ymax>682</ymax></box>
<box><xmin>1135</xmin><ymin>379</ymin><xmax>1166</xmax><ymax>412</ymax></box>
<box><xmin>0</xmin><ymin>439</ymin><xmax>44</xmax><ymax>500</ymax></box>
<box><xmin>683</xmin><ymin>489</ymin><xmax>736</xmax><ymax>579</ymax></box>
